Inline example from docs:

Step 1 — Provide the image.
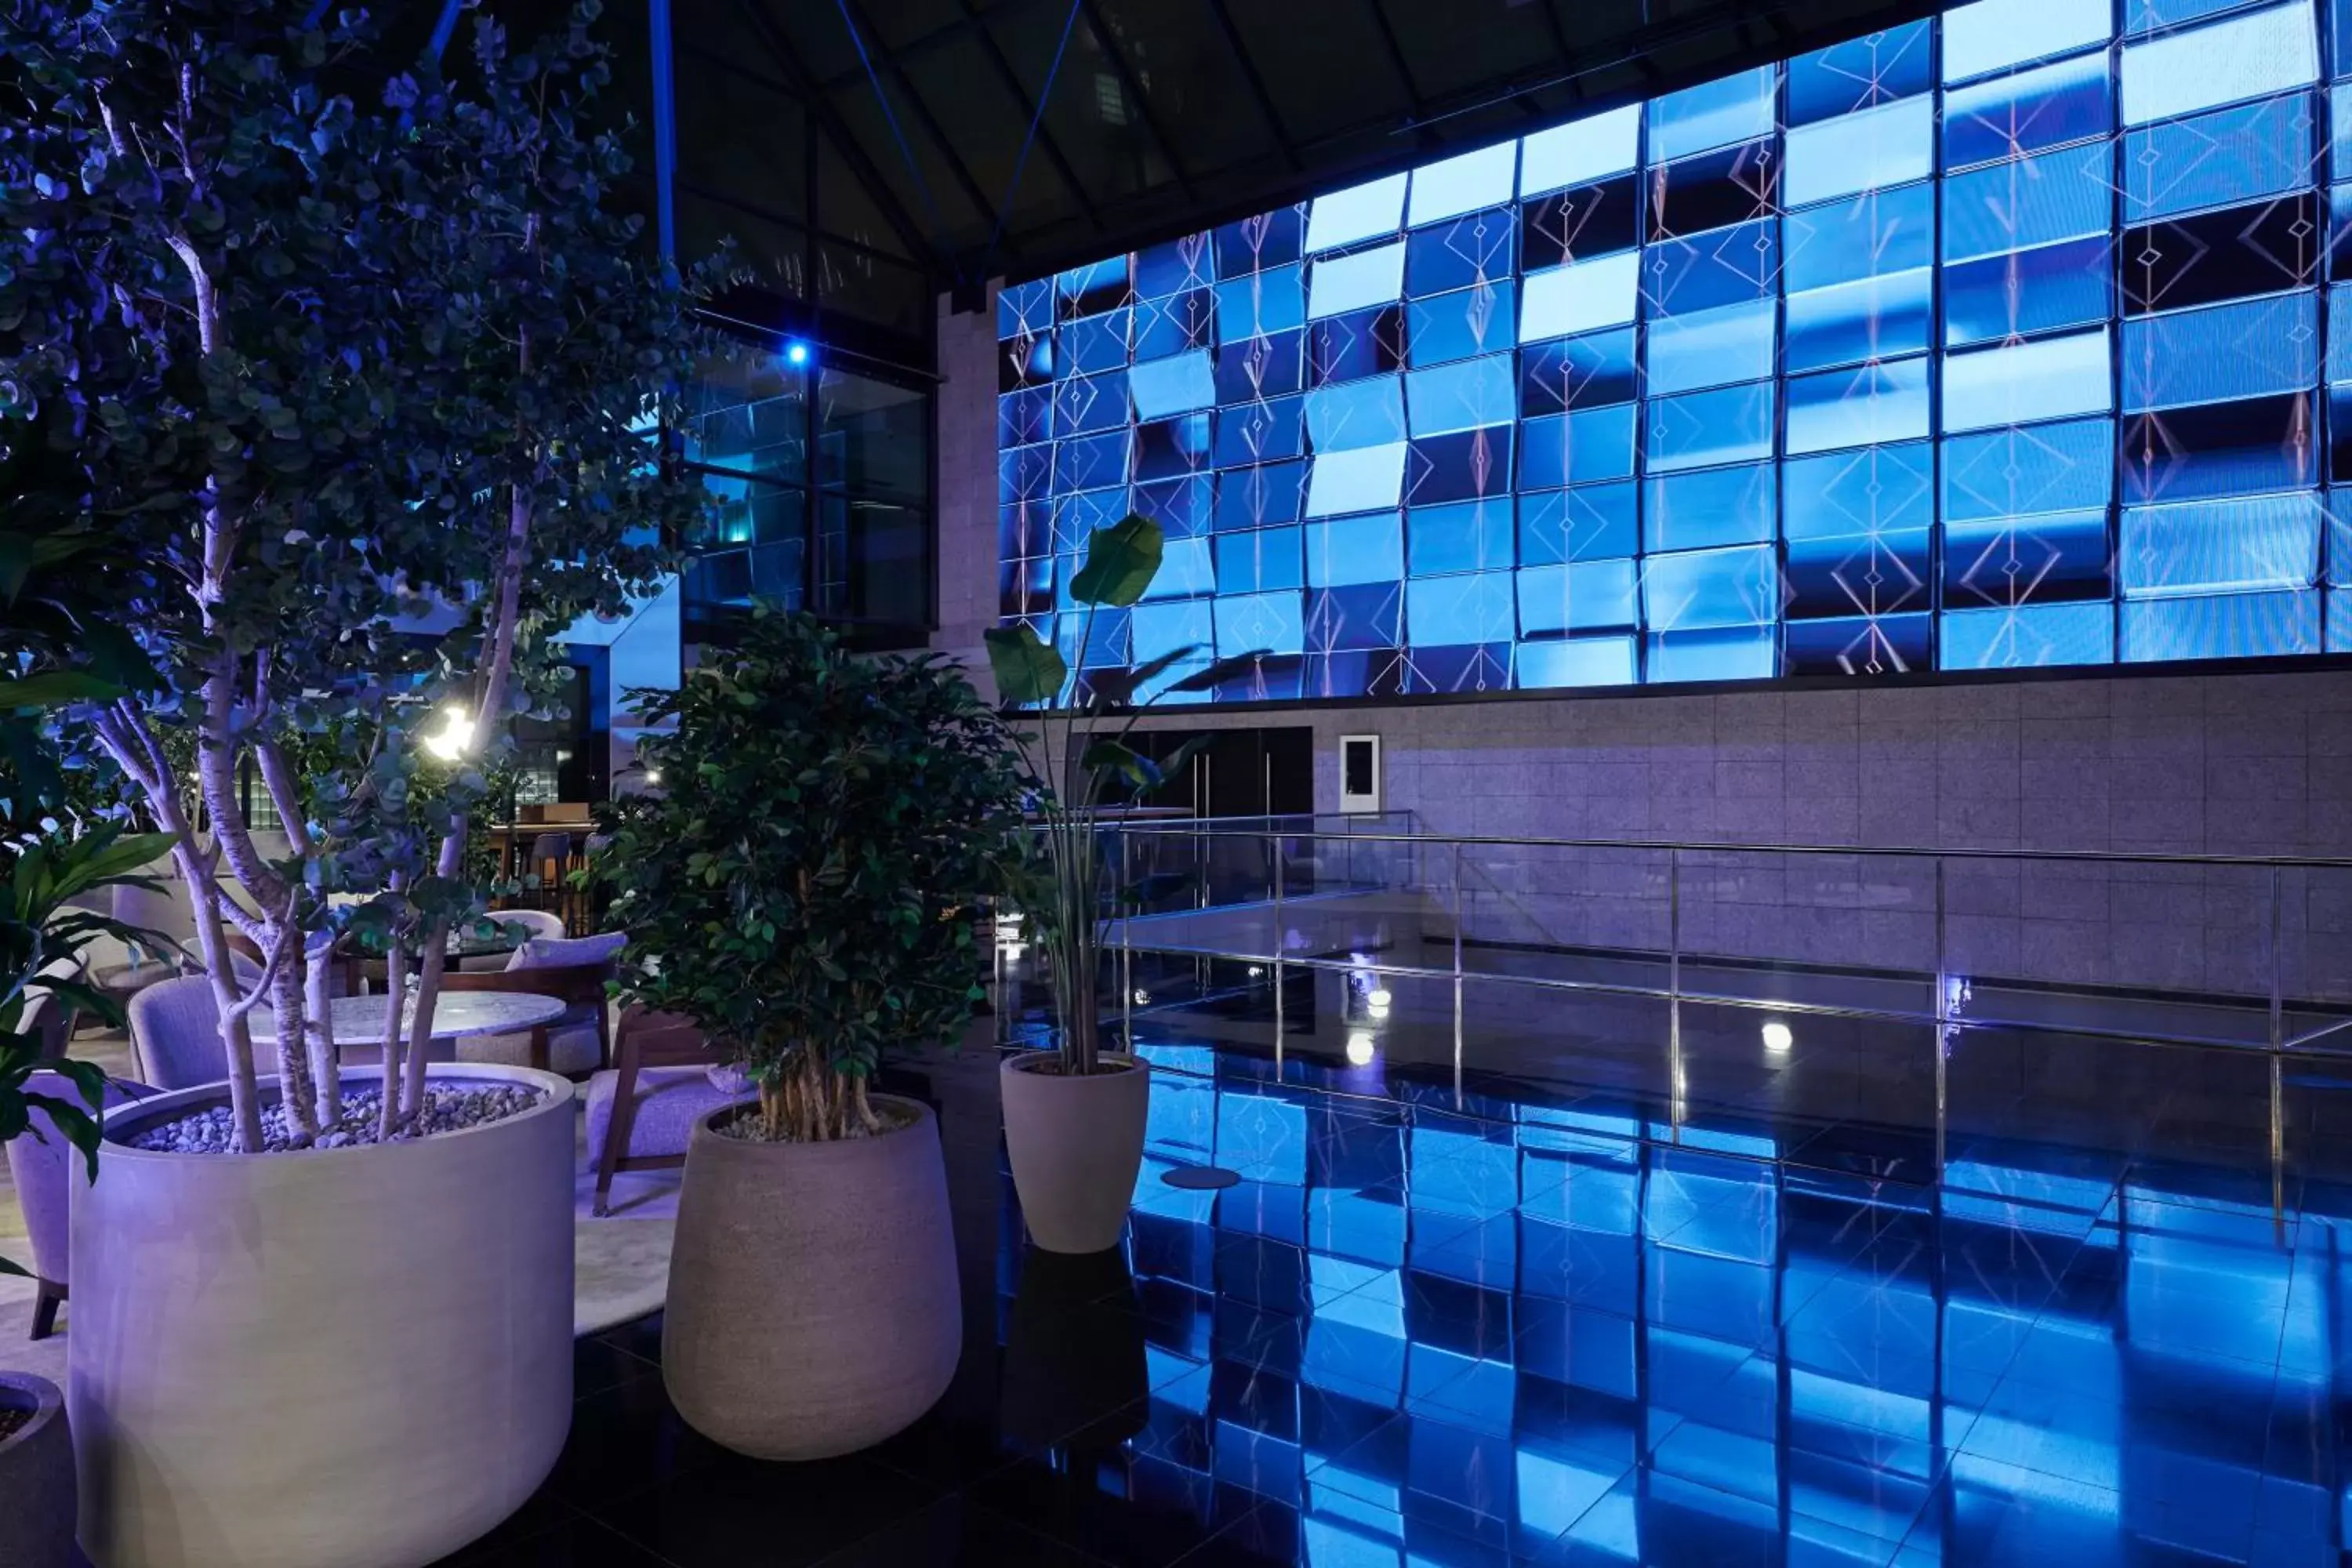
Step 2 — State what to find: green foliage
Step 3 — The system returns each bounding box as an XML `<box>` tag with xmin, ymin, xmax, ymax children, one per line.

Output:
<box><xmin>982</xmin><ymin>514</ymin><xmax>1267</xmax><ymax>1073</ymax></box>
<box><xmin>0</xmin><ymin>820</ymin><xmax>175</xmax><ymax>1260</ymax></box>
<box><xmin>0</xmin><ymin>0</ymin><xmax>735</xmax><ymax>1134</ymax></box>
<box><xmin>1064</xmin><ymin>515</ymin><xmax>1163</xmax><ymax>608</ymax></box>
<box><xmin>596</xmin><ymin>608</ymin><xmax>1028</xmax><ymax>1139</ymax></box>
<box><xmin>981</xmin><ymin>622</ymin><xmax>1068</xmax><ymax>708</ymax></box>
<box><xmin>0</xmin><ymin>0</ymin><xmax>725</xmax><ymax>885</ymax></box>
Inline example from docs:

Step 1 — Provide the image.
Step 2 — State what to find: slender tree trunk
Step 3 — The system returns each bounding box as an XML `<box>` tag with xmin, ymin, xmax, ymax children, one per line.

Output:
<box><xmin>162</xmin><ymin>230</ymin><xmax>300</xmax><ymax>1133</ymax></box>
<box><xmin>180</xmin><ymin>844</ymin><xmax>267</xmax><ymax>1150</ymax></box>
<box><xmin>376</xmin><ymin>946</ymin><xmax>409</xmax><ymax>1143</ymax></box>
<box><xmin>89</xmin><ymin>705</ymin><xmax>267</xmax><ymax>1148</ymax></box>
<box><xmin>400</xmin><ymin>930</ymin><xmax>448</xmax><ymax>1125</ymax></box>
<box><xmin>254</xmin><ymin>732</ymin><xmax>340</xmax><ymax>1117</ymax></box>
<box><xmin>267</xmin><ymin>949</ymin><xmax>316</xmax><ymax>1142</ymax></box>
<box><xmin>306</xmin><ymin>939</ymin><xmax>339</xmax><ymax>1123</ymax></box>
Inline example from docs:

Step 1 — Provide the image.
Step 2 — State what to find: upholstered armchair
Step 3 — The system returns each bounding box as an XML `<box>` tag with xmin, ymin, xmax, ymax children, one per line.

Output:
<box><xmin>584</xmin><ymin>1008</ymin><xmax>756</xmax><ymax>1217</ymax></box>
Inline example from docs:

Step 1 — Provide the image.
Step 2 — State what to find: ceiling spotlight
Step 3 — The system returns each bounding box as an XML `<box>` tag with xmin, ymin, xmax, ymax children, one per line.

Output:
<box><xmin>1132</xmin><ymin>988</ymin><xmax>1151</xmax><ymax>1007</ymax></box>
<box><xmin>1247</xmin><ymin>965</ymin><xmax>1264</xmax><ymax>978</ymax></box>
<box><xmin>1345</xmin><ymin>1030</ymin><xmax>1376</xmax><ymax>1067</ymax></box>
<box><xmin>1367</xmin><ymin>988</ymin><xmax>1392</xmax><ymax>1009</ymax></box>
<box><xmin>784</xmin><ymin>340</ymin><xmax>811</xmax><ymax>367</ymax></box>
<box><xmin>1761</xmin><ymin>1019</ymin><xmax>1794</xmax><ymax>1054</ymax></box>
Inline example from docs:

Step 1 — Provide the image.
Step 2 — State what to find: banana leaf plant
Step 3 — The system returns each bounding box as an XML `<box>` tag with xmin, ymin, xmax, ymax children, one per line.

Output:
<box><xmin>983</xmin><ymin>514</ymin><xmax>1263</xmax><ymax>1076</ymax></box>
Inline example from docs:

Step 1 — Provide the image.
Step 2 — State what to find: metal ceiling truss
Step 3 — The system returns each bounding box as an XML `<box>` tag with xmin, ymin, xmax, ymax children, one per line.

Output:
<box><xmin>702</xmin><ymin>0</ymin><xmax>1957</xmax><ymax>295</ymax></box>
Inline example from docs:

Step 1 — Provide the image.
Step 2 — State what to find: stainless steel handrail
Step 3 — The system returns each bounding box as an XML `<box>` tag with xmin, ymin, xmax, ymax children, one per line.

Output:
<box><xmin>1088</xmin><ymin>818</ymin><xmax>2343</xmax><ymax>1216</ymax></box>
<box><xmin>1107</xmin><ymin>821</ymin><xmax>2352</xmax><ymax>872</ymax></box>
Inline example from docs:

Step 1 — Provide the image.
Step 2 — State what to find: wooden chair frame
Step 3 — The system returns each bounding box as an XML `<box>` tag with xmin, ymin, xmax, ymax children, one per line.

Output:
<box><xmin>593</xmin><ymin>1008</ymin><xmax>727</xmax><ymax>1217</ymax></box>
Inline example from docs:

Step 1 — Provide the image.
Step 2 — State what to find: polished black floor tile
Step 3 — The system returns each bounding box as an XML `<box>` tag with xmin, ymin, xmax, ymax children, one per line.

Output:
<box><xmin>590</xmin><ymin>1448</ymin><xmax>943</xmax><ymax>1568</ymax></box>
<box><xmin>455</xmin><ymin>1511</ymin><xmax>678</xmax><ymax>1568</ymax></box>
<box><xmin>433</xmin><ymin>977</ymin><xmax>2352</xmax><ymax>1568</ymax></box>
<box><xmin>810</xmin><ymin>1494</ymin><xmax>1103</xmax><ymax>1566</ymax></box>
<box><xmin>539</xmin><ymin>1373</ymin><xmax>726</xmax><ymax>1510</ymax></box>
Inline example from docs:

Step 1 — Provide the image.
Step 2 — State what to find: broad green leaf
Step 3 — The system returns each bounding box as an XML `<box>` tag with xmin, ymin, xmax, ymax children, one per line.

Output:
<box><xmin>0</xmin><ymin>671</ymin><xmax>121</xmax><ymax>710</ymax></box>
<box><xmin>1158</xmin><ymin>735</ymin><xmax>1210</xmax><ymax>782</ymax></box>
<box><xmin>1067</xmin><ymin>514</ymin><xmax>1163</xmax><ymax>608</ymax></box>
<box><xmin>1083</xmin><ymin>644</ymin><xmax>1197</xmax><ymax>710</ymax></box>
<box><xmin>1080</xmin><ymin>738</ymin><xmax>1163</xmax><ymax>792</ymax></box>
<box><xmin>45</xmin><ymin>833</ymin><xmax>177</xmax><ymax>903</ymax></box>
<box><xmin>22</xmin><ymin>1091</ymin><xmax>103</xmax><ymax>1182</ymax></box>
<box><xmin>982</xmin><ymin>623</ymin><xmax>1069</xmax><ymax>707</ymax></box>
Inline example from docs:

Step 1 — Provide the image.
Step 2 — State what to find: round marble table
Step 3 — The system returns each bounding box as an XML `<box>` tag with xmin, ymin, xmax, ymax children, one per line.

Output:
<box><xmin>246</xmin><ymin>991</ymin><xmax>568</xmax><ymax>1046</ymax></box>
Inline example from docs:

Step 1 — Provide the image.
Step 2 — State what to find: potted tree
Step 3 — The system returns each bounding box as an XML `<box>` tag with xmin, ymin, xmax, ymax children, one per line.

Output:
<box><xmin>597</xmin><ymin>607</ymin><xmax>1027</xmax><ymax>1460</ymax></box>
<box><xmin>983</xmin><ymin>514</ymin><xmax>1258</xmax><ymax>1252</ymax></box>
<box><xmin>2</xmin><ymin>4</ymin><xmax>721</xmax><ymax>1563</ymax></box>
<box><xmin>0</xmin><ymin>321</ymin><xmax>173</xmax><ymax>1568</ymax></box>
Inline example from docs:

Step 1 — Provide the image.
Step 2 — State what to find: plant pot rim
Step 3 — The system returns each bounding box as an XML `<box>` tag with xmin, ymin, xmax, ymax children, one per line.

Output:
<box><xmin>1002</xmin><ymin>1049</ymin><xmax>1146</xmax><ymax>1077</ymax></box>
<box><xmin>0</xmin><ymin>1370</ymin><xmax>62</xmax><ymax>1453</ymax></box>
<box><xmin>96</xmin><ymin>1064</ymin><xmax>573</xmax><ymax>1162</ymax></box>
<box><xmin>695</xmin><ymin>1088</ymin><xmax>936</xmax><ymax>1144</ymax></box>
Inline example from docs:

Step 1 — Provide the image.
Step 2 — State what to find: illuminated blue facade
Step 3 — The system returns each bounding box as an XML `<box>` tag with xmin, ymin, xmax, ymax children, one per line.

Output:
<box><xmin>996</xmin><ymin>0</ymin><xmax>2352</xmax><ymax>702</ymax></box>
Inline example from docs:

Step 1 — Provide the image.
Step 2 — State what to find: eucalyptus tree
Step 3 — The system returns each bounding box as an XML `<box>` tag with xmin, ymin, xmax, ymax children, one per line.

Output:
<box><xmin>0</xmin><ymin>0</ymin><xmax>722</xmax><ymax>1147</ymax></box>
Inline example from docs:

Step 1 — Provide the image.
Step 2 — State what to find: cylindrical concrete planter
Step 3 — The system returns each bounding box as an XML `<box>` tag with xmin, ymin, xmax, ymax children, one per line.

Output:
<box><xmin>71</xmin><ymin>1065</ymin><xmax>575</xmax><ymax>1568</ymax></box>
<box><xmin>663</xmin><ymin>1095</ymin><xmax>960</xmax><ymax>1461</ymax></box>
<box><xmin>0</xmin><ymin>1373</ymin><xmax>73</xmax><ymax>1568</ymax></box>
<box><xmin>1000</xmin><ymin>1051</ymin><xmax>1152</xmax><ymax>1254</ymax></box>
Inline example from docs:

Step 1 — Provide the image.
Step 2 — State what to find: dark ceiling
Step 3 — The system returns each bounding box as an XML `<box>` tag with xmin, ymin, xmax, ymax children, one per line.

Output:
<box><xmin>680</xmin><ymin>0</ymin><xmax>1951</xmax><ymax>296</ymax></box>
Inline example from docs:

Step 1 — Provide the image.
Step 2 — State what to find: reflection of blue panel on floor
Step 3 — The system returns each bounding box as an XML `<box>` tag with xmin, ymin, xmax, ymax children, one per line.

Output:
<box><xmin>1218</xmin><ymin>1089</ymin><xmax>1308</xmax><ymax>1184</ymax></box>
<box><xmin>1410</xmin><ymin>1120</ymin><xmax>1521</xmax><ymax>1221</ymax></box>
<box><xmin>1310</xmin><ymin>1185</ymin><xmax>1408</xmax><ymax>1268</ymax></box>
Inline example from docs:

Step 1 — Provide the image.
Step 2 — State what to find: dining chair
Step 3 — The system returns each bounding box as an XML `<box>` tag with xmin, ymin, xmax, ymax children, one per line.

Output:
<box><xmin>6</xmin><ymin>1070</ymin><xmax>152</xmax><ymax>1339</ymax></box>
<box><xmin>586</xmin><ymin>1008</ymin><xmax>756</xmax><ymax>1217</ymax></box>
<box><xmin>492</xmin><ymin>909</ymin><xmax>568</xmax><ymax>942</ymax></box>
<box><xmin>125</xmin><ymin>974</ymin><xmax>230</xmax><ymax>1091</ymax></box>
<box><xmin>20</xmin><ymin>990</ymin><xmax>68</xmax><ymax>1062</ymax></box>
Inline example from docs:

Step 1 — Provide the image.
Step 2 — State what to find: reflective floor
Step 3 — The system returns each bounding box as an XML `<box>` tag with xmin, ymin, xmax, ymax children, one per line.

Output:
<box><xmin>441</xmin><ymin>964</ymin><xmax>2352</xmax><ymax>1566</ymax></box>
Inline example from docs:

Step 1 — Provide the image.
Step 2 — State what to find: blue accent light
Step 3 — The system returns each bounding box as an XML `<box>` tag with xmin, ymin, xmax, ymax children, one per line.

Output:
<box><xmin>784</xmin><ymin>341</ymin><xmax>811</xmax><ymax>367</ymax></box>
<box><xmin>996</xmin><ymin>0</ymin><xmax>2350</xmax><ymax>698</ymax></box>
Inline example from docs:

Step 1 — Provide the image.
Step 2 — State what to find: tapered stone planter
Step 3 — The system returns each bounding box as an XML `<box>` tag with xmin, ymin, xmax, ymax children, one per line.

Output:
<box><xmin>0</xmin><ymin>1373</ymin><xmax>73</xmax><ymax>1568</ymax></box>
<box><xmin>662</xmin><ymin>1095</ymin><xmax>960</xmax><ymax>1460</ymax></box>
<box><xmin>1000</xmin><ymin>1051</ymin><xmax>1151</xmax><ymax>1254</ymax></box>
<box><xmin>71</xmin><ymin>1065</ymin><xmax>575</xmax><ymax>1568</ymax></box>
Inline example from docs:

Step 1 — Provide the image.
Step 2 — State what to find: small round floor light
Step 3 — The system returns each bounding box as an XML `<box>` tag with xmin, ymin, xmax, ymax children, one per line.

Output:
<box><xmin>1761</xmin><ymin>1018</ymin><xmax>1794</xmax><ymax>1054</ymax></box>
<box><xmin>1346</xmin><ymin>1030</ymin><xmax>1377</xmax><ymax>1067</ymax></box>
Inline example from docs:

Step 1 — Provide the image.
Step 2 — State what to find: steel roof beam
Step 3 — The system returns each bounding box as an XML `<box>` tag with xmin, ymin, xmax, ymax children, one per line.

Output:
<box><xmin>728</xmin><ymin>0</ymin><xmax>940</xmax><ymax>268</ymax></box>
<box><xmin>1072</xmin><ymin>0</ymin><xmax>1198</xmax><ymax>204</ymax></box>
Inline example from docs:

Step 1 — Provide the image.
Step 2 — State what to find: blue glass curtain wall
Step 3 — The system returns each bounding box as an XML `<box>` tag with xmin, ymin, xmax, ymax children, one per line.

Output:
<box><xmin>995</xmin><ymin>0</ymin><xmax>2352</xmax><ymax>702</ymax></box>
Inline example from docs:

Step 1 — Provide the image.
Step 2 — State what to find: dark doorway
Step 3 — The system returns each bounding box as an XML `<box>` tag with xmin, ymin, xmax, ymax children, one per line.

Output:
<box><xmin>1112</xmin><ymin>727</ymin><xmax>1312</xmax><ymax>818</ymax></box>
<box><xmin>514</xmin><ymin>651</ymin><xmax>610</xmax><ymax>804</ymax></box>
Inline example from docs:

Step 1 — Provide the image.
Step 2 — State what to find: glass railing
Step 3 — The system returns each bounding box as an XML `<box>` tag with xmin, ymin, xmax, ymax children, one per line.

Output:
<box><xmin>1090</xmin><ymin>823</ymin><xmax>2352</xmax><ymax>1056</ymax></box>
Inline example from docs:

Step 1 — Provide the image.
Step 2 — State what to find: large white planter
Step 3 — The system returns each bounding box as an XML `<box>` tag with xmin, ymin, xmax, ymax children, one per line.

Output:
<box><xmin>70</xmin><ymin>1065</ymin><xmax>576</xmax><ymax>1568</ymax></box>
